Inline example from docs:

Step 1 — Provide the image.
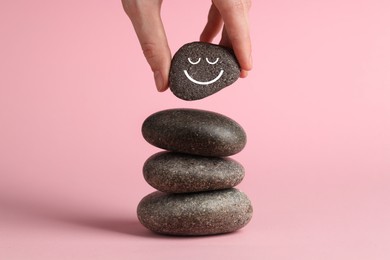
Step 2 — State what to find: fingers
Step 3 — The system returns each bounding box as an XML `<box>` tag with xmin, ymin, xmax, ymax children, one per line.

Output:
<box><xmin>200</xmin><ymin>3</ymin><xmax>223</xmax><ymax>43</ymax></box>
<box><xmin>213</xmin><ymin>0</ymin><xmax>252</xmax><ymax>74</ymax></box>
<box><xmin>220</xmin><ymin>26</ymin><xmax>249</xmax><ymax>78</ymax></box>
<box><xmin>122</xmin><ymin>0</ymin><xmax>171</xmax><ymax>92</ymax></box>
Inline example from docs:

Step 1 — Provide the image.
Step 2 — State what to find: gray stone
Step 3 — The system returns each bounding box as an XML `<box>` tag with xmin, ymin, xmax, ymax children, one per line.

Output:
<box><xmin>137</xmin><ymin>188</ymin><xmax>253</xmax><ymax>236</ymax></box>
<box><xmin>169</xmin><ymin>42</ymin><xmax>240</xmax><ymax>101</ymax></box>
<box><xmin>141</xmin><ymin>108</ymin><xmax>246</xmax><ymax>157</ymax></box>
<box><xmin>143</xmin><ymin>152</ymin><xmax>245</xmax><ymax>193</ymax></box>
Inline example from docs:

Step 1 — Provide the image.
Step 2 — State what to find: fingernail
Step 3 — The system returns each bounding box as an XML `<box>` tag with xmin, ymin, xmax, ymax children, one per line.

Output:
<box><xmin>154</xmin><ymin>71</ymin><xmax>164</xmax><ymax>92</ymax></box>
<box><xmin>240</xmin><ymin>70</ymin><xmax>249</xmax><ymax>78</ymax></box>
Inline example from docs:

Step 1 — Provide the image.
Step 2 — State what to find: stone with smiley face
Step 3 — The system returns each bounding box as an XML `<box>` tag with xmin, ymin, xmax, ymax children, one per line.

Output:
<box><xmin>169</xmin><ymin>42</ymin><xmax>240</xmax><ymax>101</ymax></box>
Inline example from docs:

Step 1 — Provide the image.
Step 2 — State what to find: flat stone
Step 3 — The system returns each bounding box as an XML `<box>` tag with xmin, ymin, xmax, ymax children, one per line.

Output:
<box><xmin>142</xmin><ymin>108</ymin><xmax>246</xmax><ymax>157</ymax></box>
<box><xmin>169</xmin><ymin>42</ymin><xmax>240</xmax><ymax>101</ymax></box>
<box><xmin>137</xmin><ymin>188</ymin><xmax>253</xmax><ymax>236</ymax></box>
<box><xmin>143</xmin><ymin>152</ymin><xmax>245</xmax><ymax>193</ymax></box>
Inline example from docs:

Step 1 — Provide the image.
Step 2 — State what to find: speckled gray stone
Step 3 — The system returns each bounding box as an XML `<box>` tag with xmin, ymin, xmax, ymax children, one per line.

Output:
<box><xmin>169</xmin><ymin>42</ymin><xmax>240</xmax><ymax>101</ymax></box>
<box><xmin>143</xmin><ymin>152</ymin><xmax>245</xmax><ymax>193</ymax></box>
<box><xmin>137</xmin><ymin>188</ymin><xmax>253</xmax><ymax>236</ymax></box>
<box><xmin>142</xmin><ymin>108</ymin><xmax>246</xmax><ymax>157</ymax></box>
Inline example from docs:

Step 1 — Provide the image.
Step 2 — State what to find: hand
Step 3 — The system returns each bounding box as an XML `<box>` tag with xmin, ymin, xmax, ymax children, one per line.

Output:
<box><xmin>122</xmin><ymin>0</ymin><xmax>252</xmax><ymax>92</ymax></box>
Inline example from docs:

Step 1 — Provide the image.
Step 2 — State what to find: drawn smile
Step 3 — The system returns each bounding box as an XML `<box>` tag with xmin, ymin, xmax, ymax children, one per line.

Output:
<box><xmin>183</xmin><ymin>70</ymin><xmax>224</xmax><ymax>85</ymax></box>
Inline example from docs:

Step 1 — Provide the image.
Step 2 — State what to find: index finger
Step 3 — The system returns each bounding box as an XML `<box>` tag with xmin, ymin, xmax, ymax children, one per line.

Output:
<box><xmin>214</xmin><ymin>0</ymin><xmax>252</xmax><ymax>71</ymax></box>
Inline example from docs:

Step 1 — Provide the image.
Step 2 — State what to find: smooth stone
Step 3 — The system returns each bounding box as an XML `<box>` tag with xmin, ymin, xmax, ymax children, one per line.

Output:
<box><xmin>142</xmin><ymin>108</ymin><xmax>246</xmax><ymax>157</ymax></box>
<box><xmin>137</xmin><ymin>188</ymin><xmax>253</xmax><ymax>236</ymax></box>
<box><xmin>143</xmin><ymin>152</ymin><xmax>245</xmax><ymax>193</ymax></box>
<box><xmin>169</xmin><ymin>42</ymin><xmax>240</xmax><ymax>101</ymax></box>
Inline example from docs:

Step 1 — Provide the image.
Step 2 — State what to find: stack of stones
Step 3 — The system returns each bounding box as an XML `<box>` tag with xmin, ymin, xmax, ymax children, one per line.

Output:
<box><xmin>137</xmin><ymin>42</ymin><xmax>253</xmax><ymax>236</ymax></box>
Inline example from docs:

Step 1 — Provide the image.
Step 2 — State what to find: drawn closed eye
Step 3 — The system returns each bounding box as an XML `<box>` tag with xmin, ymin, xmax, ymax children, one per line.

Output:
<box><xmin>188</xmin><ymin>57</ymin><xmax>201</xmax><ymax>65</ymax></box>
<box><xmin>206</xmin><ymin>57</ymin><xmax>219</xmax><ymax>65</ymax></box>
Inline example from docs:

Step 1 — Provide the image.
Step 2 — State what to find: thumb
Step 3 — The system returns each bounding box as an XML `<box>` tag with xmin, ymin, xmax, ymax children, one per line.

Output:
<box><xmin>123</xmin><ymin>0</ymin><xmax>171</xmax><ymax>92</ymax></box>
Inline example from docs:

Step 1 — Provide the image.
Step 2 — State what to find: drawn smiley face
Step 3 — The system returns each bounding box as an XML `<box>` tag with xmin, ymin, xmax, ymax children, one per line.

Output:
<box><xmin>184</xmin><ymin>57</ymin><xmax>224</xmax><ymax>85</ymax></box>
<box><xmin>169</xmin><ymin>42</ymin><xmax>240</xmax><ymax>101</ymax></box>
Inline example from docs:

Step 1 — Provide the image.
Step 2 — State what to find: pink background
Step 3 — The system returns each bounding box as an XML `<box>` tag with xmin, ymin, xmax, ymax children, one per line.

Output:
<box><xmin>1</xmin><ymin>0</ymin><xmax>389</xmax><ymax>259</ymax></box>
